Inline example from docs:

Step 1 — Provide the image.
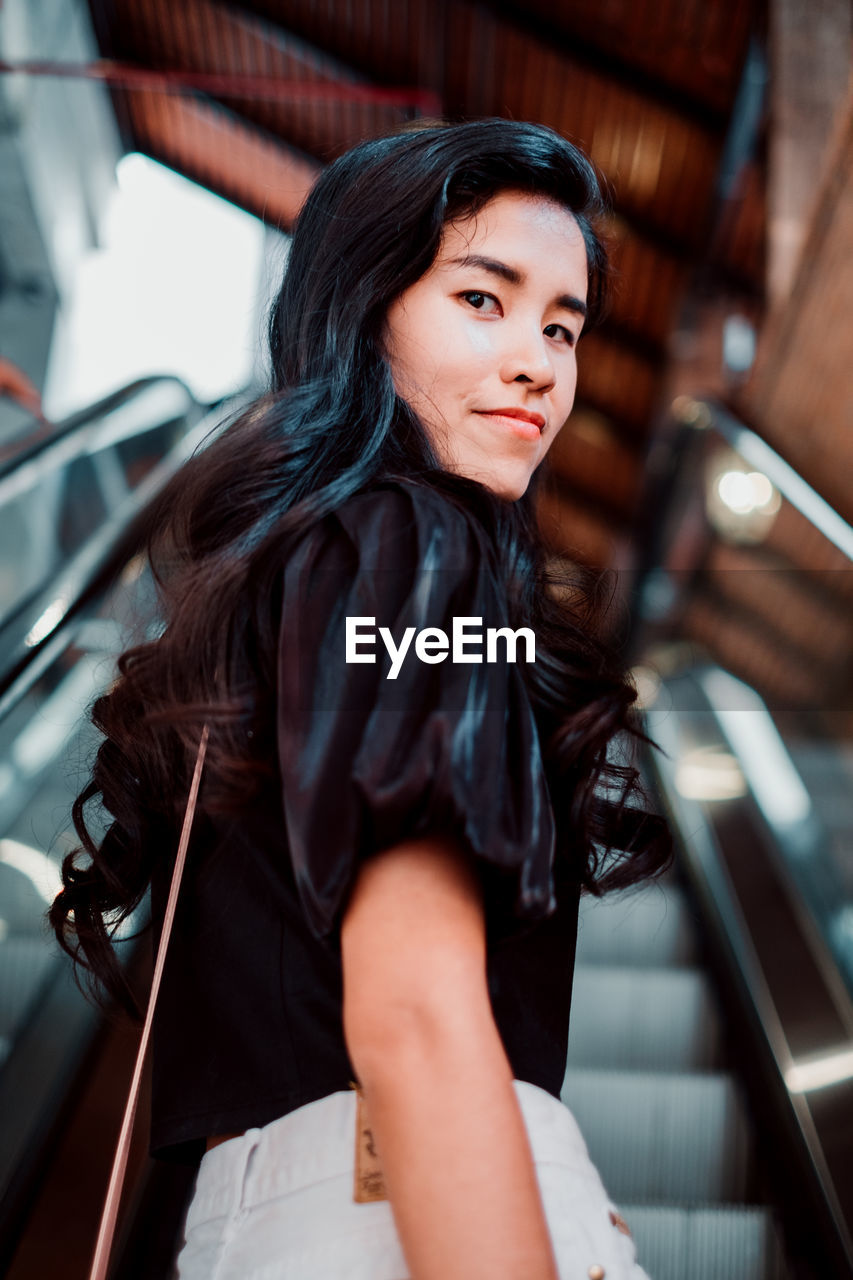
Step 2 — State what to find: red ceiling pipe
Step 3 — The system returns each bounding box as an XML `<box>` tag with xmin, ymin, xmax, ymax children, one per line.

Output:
<box><xmin>0</xmin><ymin>58</ymin><xmax>442</xmax><ymax>115</ymax></box>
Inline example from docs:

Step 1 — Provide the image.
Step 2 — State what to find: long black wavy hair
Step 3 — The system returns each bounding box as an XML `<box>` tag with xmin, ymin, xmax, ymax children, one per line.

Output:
<box><xmin>50</xmin><ymin>118</ymin><xmax>672</xmax><ymax>1015</ymax></box>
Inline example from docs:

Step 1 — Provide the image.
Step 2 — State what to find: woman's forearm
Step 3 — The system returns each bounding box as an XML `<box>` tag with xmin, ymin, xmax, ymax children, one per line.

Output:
<box><xmin>341</xmin><ymin>834</ymin><xmax>559</xmax><ymax>1278</ymax></box>
<box><xmin>352</xmin><ymin>1014</ymin><xmax>560</xmax><ymax>1280</ymax></box>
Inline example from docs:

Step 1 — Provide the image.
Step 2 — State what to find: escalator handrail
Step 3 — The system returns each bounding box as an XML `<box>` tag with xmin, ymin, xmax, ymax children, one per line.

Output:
<box><xmin>0</xmin><ymin>393</ymin><xmax>240</xmax><ymax>712</ymax></box>
<box><xmin>0</xmin><ymin>375</ymin><xmax>201</xmax><ymax>482</ymax></box>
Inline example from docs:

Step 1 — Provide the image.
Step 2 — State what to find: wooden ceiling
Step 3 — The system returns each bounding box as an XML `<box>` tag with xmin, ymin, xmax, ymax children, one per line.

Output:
<box><xmin>84</xmin><ymin>0</ymin><xmax>764</xmax><ymax>568</ymax></box>
<box><xmin>78</xmin><ymin>1</ymin><xmax>853</xmax><ymax>731</ymax></box>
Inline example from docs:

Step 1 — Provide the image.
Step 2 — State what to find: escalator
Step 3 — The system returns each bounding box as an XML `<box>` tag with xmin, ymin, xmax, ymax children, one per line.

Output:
<box><xmin>0</xmin><ymin>378</ymin><xmax>235</xmax><ymax>1276</ymax></box>
<box><xmin>0</xmin><ymin>389</ymin><xmax>851</xmax><ymax>1279</ymax></box>
<box><xmin>567</xmin><ymin>873</ymin><xmax>791</xmax><ymax>1280</ymax></box>
<box><xmin>581</xmin><ymin>400</ymin><xmax>853</xmax><ymax>1279</ymax></box>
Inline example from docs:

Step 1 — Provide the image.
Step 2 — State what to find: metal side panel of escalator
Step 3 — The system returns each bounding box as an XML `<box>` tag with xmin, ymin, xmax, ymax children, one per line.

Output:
<box><xmin>0</xmin><ymin>380</ymin><xmax>249</xmax><ymax>1278</ymax></box>
<box><xmin>565</xmin><ymin>671</ymin><xmax>853</xmax><ymax>1280</ymax></box>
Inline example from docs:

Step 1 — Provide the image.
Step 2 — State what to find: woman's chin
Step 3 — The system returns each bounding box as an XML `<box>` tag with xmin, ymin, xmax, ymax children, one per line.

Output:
<box><xmin>484</xmin><ymin>474</ymin><xmax>531</xmax><ymax>502</ymax></box>
<box><xmin>449</xmin><ymin>460</ymin><xmax>532</xmax><ymax>502</ymax></box>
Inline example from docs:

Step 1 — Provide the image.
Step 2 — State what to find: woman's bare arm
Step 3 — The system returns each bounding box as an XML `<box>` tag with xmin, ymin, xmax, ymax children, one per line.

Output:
<box><xmin>341</xmin><ymin>835</ymin><xmax>559</xmax><ymax>1280</ymax></box>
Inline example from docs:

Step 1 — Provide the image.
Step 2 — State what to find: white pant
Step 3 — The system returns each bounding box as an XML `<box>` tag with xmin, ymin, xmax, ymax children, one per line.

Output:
<box><xmin>176</xmin><ymin>1080</ymin><xmax>651</xmax><ymax>1279</ymax></box>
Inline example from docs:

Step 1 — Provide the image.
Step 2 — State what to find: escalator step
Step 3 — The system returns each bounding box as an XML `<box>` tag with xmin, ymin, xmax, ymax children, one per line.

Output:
<box><xmin>561</xmin><ymin>1069</ymin><xmax>753</xmax><ymax>1204</ymax></box>
<box><xmin>619</xmin><ymin>1204</ymin><xmax>789</xmax><ymax>1280</ymax></box>
<box><xmin>577</xmin><ymin>883</ymin><xmax>700</xmax><ymax>968</ymax></box>
<box><xmin>567</xmin><ymin>966</ymin><xmax>723</xmax><ymax>1071</ymax></box>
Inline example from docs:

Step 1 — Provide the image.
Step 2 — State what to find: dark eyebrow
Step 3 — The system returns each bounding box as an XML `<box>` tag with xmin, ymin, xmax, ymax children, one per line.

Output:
<box><xmin>446</xmin><ymin>253</ymin><xmax>588</xmax><ymax>318</ymax></box>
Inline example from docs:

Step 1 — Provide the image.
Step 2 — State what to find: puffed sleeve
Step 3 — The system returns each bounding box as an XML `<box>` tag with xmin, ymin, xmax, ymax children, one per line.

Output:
<box><xmin>276</xmin><ymin>479</ymin><xmax>556</xmax><ymax>950</ymax></box>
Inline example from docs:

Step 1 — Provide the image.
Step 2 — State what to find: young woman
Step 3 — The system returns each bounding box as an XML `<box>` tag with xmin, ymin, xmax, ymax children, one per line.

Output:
<box><xmin>51</xmin><ymin>118</ymin><xmax>671</xmax><ymax>1279</ymax></box>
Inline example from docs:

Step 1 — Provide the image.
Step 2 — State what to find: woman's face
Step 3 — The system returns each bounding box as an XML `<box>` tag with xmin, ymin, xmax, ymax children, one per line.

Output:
<box><xmin>383</xmin><ymin>190</ymin><xmax>590</xmax><ymax>500</ymax></box>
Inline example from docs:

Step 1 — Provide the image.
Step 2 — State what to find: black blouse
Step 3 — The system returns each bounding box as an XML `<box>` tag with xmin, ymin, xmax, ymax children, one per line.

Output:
<box><xmin>150</xmin><ymin>479</ymin><xmax>581</xmax><ymax>1163</ymax></box>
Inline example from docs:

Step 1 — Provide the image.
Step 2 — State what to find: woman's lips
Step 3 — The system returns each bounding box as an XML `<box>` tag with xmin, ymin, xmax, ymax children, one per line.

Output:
<box><xmin>476</xmin><ymin>409</ymin><xmax>544</xmax><ymax>441</ymax></box>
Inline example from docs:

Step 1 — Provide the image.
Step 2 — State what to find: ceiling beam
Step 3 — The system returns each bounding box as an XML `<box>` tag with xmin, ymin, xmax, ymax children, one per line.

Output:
<box><xmin>233</xmin><ymin>0</ymin><xmax>717</xmax><ymax>260</ymax></box>
<box><xmin>472</xmin><ymin>0</ymin><xmax>737</xmax><ymax>132</ymax></box>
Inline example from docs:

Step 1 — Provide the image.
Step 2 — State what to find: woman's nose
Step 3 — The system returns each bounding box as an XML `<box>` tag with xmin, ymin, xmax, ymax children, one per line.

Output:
<box><xmin>499</xmin><ymin>326</ymin><xmax>556</xmax><ymax>391</ymax></box>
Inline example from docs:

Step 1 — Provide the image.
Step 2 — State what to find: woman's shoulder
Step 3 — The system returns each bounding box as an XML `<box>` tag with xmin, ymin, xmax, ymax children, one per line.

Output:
<box><xmin>338</xmin><ymin>476</ymin><xmax>481</xmax><ymax>530</ymax></box>
<box><xmin>328</xmin><ymin>476</ymin><xmax>492</xmax><ymax>566</ymax></box>
<box><xmin>276</xmin><ymin>477</ymin><xmax>502</xmax><ymax>616</ymax></box>
<box><xmin>278</xmin><ymin>476</ymin><xmax>508</xmax><ymax>643</ymax></box>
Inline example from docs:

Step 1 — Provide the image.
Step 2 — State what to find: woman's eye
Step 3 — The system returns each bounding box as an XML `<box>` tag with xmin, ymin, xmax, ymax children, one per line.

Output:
<box><xmin>461</xmin><ymin>291</ymin><xmax>499</xmax><ymax>313</ymax></box>
<box><xmin>544</xmin><ymin>323</ymin><xmax>575</xmax><ymax>345</ymax></box>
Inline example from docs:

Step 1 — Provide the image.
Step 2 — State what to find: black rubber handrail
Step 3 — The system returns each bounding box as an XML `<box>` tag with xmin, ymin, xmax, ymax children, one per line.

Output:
<box><xmin>0</xmin><ymin>375</ymin><xmax>202</xmax><ymax>480</ymax></box>
<box><xmin>0</xmin><ymin>384</ymin><xmax>245</xmax><ymax>706</ymax></box>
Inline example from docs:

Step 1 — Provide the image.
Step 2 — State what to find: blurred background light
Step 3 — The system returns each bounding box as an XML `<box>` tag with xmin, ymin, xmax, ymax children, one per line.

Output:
<box><xmin>674</xmin><ymin>745</ymin><xmax>748</xmax><ymax>801</ymax></box>
<box><xmin>785</xmin><ymin>1046</ymin><xmax>853</xmax><ymax>1094</ymax></box>
<box><xmin>705</xmin><ymin>446</ymin><xmax>782</xmax><ymax>543</ymax></box>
